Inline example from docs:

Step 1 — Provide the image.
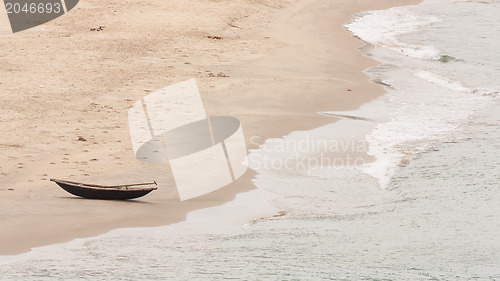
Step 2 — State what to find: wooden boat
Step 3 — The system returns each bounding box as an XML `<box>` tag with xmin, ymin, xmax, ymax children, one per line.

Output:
<box><xmin>51</xmin><ymin>179</ymin><xmax>157</xmax><ymax>200</ymax></box>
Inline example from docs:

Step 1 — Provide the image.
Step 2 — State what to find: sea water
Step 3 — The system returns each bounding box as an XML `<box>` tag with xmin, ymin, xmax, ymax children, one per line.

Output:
<box><xmin>1</xmin><ymin>0</ymin><xmax>499</xmax><ymax>279</ymax></box>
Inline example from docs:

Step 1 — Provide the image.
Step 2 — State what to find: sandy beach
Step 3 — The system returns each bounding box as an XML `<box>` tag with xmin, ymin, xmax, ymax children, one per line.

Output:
<box><xmin>0</xmin><ymin>0</ymin><xmax>419</xmax><ymax>255</ymax></box>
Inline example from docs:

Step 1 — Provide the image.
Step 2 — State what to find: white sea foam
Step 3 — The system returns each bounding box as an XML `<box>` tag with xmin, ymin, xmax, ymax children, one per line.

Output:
<box><xmin>2</xmin><ymin>0</ymin><xmax>500</xmax><ymax>279</ymax></box>
<box><xmin>414</xmin><ymin>70</ymin><xmax>470</xmax><ymax>92</ymax></box>
<box><xmin>345</xmin><ymin>7</ymin><xmax>441</xmax><ymax>59</ymax></box>
<box><xmin>362</xmin><ymin>66</ymin><xmax>495</xmax><ymax>188</ymax></box>
<box><xmin>346</xmin><ymin>0</ymin><xmax>500</xmax><ymax>189</ymax></box>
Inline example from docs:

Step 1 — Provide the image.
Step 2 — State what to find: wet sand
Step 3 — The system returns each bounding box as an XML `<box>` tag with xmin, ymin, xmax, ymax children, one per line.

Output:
<box><xmin>0</xmin><ymin>0</ymin><xmax>418</xmax><ymax>255</ymax></box>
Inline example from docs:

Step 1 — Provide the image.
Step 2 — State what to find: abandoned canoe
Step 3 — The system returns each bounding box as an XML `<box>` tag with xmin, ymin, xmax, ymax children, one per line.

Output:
<box><xmin>51</xmin><ymin>179</ymin><xmax>157</xmax><ymax>200</ymax></box>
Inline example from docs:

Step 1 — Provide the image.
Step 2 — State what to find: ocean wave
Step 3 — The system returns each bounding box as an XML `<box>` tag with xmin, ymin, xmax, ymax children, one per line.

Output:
<box><xmin>346</xmin><ymin>0</ymin><xmax>500</xmax><ymax>189</ymax></box>
<box><xmin>362</xmin><ymin>67</ymin><xmax>495</xmax><ymax>189</ymax></box>
<box><xmin>345</xmin><ymin>7</ymin><xmax>441</xmax><ymax>60</ymax></box>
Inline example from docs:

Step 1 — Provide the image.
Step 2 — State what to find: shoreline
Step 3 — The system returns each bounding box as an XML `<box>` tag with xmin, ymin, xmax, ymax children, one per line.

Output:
<box><xmin>0</xmin><ymin>0</ymin><xmax>419</xmax><ymax>255</ymax></box>
<box><xmin>0</xmin><ymin>188</ymin><xmax>280</xmax><ymax>264</ymax></box>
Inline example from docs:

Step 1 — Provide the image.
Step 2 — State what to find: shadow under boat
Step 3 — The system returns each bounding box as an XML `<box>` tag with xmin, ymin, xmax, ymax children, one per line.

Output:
<box><xmin>51</xmin><ymin>179</ymin><xmax>158</xmax><ymax>200</ymax></box>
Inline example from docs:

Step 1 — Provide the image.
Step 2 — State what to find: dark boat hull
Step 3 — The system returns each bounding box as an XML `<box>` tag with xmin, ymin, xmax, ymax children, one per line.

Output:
<box><xmin>52</xmin><ymin>180</ymin><xmax>156</xmax><ymax>200</ymax></box>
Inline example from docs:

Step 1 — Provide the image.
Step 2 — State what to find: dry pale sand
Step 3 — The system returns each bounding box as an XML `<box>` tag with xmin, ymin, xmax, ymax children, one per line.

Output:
<box><xmin>0</xmin><ymin>0</ymin><xmax>418</xmax><ymax>255</ymax></box>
